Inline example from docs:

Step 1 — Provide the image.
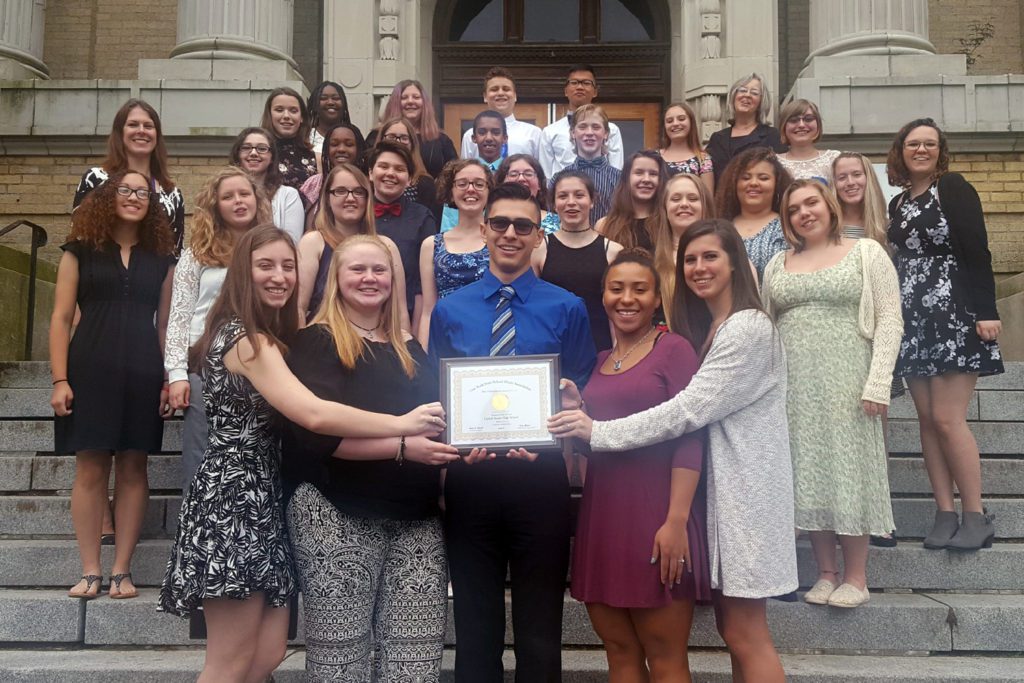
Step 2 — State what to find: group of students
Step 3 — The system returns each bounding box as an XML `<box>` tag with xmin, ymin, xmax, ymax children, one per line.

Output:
<box><xmin>47</xmin><ymin>63</ymin><xmax>1003</xmax><ymax>683</ymax></box>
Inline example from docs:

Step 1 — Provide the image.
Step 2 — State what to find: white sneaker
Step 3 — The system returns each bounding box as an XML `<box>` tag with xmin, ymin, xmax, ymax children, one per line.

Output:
<box><xmin>827</xmin><ymin>583</ymin><xmax>870</xmax><ymax>608</ymax></box>
<box><xmin>803</xmin><ymin>578</ymin><xmax>838</xmax><ymax>605</ymax></box>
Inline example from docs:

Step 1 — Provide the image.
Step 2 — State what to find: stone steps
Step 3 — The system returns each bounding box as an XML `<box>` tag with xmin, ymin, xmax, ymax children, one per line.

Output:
<box><xmin>2</xmin><ymin>649</ymin><xmax>1022</xmax><ymax>683</ymax></box>
<box><xmin>5</xmin><ymin>539</ymin><xmax>1024</xmax><ymax>592</ymax></box>
<box><xmin>5</xmin><ymin>587</ymin><xmax>1022</xmax><ymax>654</ymax></box>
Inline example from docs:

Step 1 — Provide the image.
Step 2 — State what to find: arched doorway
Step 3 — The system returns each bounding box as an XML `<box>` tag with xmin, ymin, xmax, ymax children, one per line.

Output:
<box><xmin>433</xmin><ymin>0</ymin><xmax>671</xmax><ymax>155</ymax></box>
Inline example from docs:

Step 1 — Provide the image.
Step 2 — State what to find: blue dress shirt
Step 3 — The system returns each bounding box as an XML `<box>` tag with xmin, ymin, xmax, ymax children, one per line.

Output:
<box><xmin>429</xmin><ymin>268</ymin><xmax>597</xmax><ymax>388</ymax></box>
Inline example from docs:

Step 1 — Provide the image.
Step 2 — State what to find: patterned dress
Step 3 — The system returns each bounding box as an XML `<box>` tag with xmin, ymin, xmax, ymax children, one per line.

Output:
<box><xmin>159</xmin><ymin>318</ymin><xmax>296</xmax><ymax>617</ymax></box>
<box><xmin>433</xmin><ymin>236</ymin><xmax>488</xmax><ymax>299</ymax></box>
<box><xmin>276</xmin><ymin>137</ymin><xmax>317</xmax><ymax>190</ymax></box>
<box><xmin>765</xmin><ymin>242</ymin><xmax>896</xmax><ymax>535</ymax></box>
<box><xmin>888</xmin><ymin>186</ymin><xmax>1003</xmax><ymax>377</ymax></box>
<box><xmin>743</xmin><ymin>217</ymin><xmax>787</xmax><ymax>282</ymax></box>
<box><xmin>661</xmin><ymin>152</ymin><xmax>714</xmax><ymax>179</ymax></box>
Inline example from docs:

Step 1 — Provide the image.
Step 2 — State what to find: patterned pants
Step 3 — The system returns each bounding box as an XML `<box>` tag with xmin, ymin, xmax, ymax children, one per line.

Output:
<box><xmin>286</xmin><ymin>483</ymin><xmax>448</xmax><ymax>683</ymax></box>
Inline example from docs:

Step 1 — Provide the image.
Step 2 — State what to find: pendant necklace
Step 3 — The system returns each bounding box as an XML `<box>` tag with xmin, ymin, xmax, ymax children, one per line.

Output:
<box><xmin>611</xmin><ymin>326</ymin><xmax>656</xmax><ymax>371</ymax></box>
<box><xmin>351</xmin><ymin>319</ymin><xmax>383</xmax><ymax>340</ymax></box>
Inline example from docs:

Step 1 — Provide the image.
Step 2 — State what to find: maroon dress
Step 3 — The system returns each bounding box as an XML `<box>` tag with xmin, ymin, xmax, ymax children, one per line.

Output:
<box><xmin>571</xmin><ymin>332</ymin><xmax>711</xmax><ymax>607</ymax></box>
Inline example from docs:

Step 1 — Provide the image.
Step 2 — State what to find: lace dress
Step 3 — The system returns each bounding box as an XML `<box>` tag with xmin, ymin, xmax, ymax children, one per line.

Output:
<box><xmin>778</xmin><ymin>149</ymin><xmax>841</xmax><ymax>184</ymax></box>
<box><xmin>764</xmin><ymin>242</ymin><xmax>896</xmax><ymax>535</ymax></box>
<box><xmin>159</xmin><ymin>318</ymin><xmax>296</xmax><ymax>617</ymax></box>
<box><xmin>888</xmin><ymin>186</ymin><xmax>1003</xmax><ymax>377</ymax></box>
<box><xmin>433</xmin><ymin>235</ymin><xmax>488</xmax><ymax>299</ymax></box>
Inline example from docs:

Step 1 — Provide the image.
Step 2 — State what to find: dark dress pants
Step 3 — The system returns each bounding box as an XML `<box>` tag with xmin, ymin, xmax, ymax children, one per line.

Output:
<box><xmin>444</xmin><ymin>453</ymin><xmax>571</xmax><ymax>683</ymax></box>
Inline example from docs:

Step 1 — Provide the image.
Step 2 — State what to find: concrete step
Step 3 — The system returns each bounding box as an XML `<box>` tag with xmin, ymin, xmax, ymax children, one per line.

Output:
<box><xmin>0</xmin><ymin>588</ymin><xmax>988</xmax><ymax>653</ymax></box>
<box><xmin>888</xmin><ymin>389</ymin><xmax>1024</xmax><ymax>422</ymax></box>
<box><xmin>0</xmin><ymin>495</ymin><xmax>175</xmax><ymax>538</ymax></box>
<box><xmin>888</xmin><ymin>420</ymin><xmax>1024</xmax><ymax>456</ymax></box>
<box><xmin>888</xmin><ymin>455</ymin><xmax>1024</xmax><ymax>495</ymax></box>
<box><xmin>0</xmin><ymin>420</ymin><xmax>182</xmax><ymax>453</ymax></box>
<box><xmin>892</xmin><ymin>498</ymin><xmax>1024</xmax><ymax>539</ymax></box>
<box><xmin>0</xmin><ymin>361</ymin><xmax>51</xmax><ymax>388</ymax></box>
<box><xmin>1</xmin><ymin>649</ymin><xmax>1023</xmax><ymax>683</ymax></box>
<box><xmin>0</xmin><ymin>454</ymin><xmax>181</xmax><ymax>492</ymax></box>
<box><xmin>5</xmin><ymin>539</ymin><xmax>1024</xmax><ymax>592</ymax></box>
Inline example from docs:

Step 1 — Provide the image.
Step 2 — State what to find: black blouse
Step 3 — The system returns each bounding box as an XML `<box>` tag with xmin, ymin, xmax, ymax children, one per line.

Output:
<box><xmin>282</xmin><ymin>325</ymin><xmax>442</xmax><ymax>520</ymax></box>
<box><xmin>706</xmin><ymin>123</ymin><xmax>786</xmax><ymax>185</ymax></box>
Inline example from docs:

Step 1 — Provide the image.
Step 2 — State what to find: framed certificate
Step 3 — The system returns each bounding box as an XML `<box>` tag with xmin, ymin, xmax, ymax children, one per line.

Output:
<box><xmin>439</xmin><ymin>354</ymin><xmax>561</xmax><ymax>451</ymax></box>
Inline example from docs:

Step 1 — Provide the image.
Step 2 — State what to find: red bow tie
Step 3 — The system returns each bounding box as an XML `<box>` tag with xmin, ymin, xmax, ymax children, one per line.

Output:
<box><xmin>374</xmin><ymin>202</ymin><xmax>402</xmax><ymax>218</ymax></box>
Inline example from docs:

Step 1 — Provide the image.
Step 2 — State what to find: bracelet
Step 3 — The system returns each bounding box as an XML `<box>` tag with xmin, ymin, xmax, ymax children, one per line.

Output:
<box><xmin>52</xmin><ymin>379</ymin><xmax>68</xmax><ymax>385</ymax></box>
<box><xmin>395</xmin><ymin>435</ymin><xmax>406</xmax><ymax>465</ymax></box>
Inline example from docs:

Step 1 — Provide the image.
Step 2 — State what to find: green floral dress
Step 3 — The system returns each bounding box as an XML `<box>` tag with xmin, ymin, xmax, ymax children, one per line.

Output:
<box><xmin>768</xmin><ymin>243</ymin><xmax>895</xmax><ymax>535</ymax></box>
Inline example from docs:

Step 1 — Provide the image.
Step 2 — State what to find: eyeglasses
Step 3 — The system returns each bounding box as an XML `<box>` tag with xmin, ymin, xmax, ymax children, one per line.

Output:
<box><xmin>786</xmin><ymin>114</ymin><xmax>817</xmax><ymax>126</ymax></box>
<box><xmin>904</xmin><ymin>140</ymin><xmax>939</xmax><ymax>151</ymax></box>
<box><xmin>328</xmin><ymin>186</ymin><xmax>369</xmax><ymax>199</ymax></box>
<box><xmin>487</xmin><ymin>217</ymin><xmax>538</xmax><ymax>236</ymax></box>
<box><xmin>454</xmin><ymin>179</ymin><xmax>487</xmax><ymax>190</ymax></box>
<box><xmin>115</xmin><ymin>185</ymin><xmax>151</xmax><ymax>200</ymax></box>
<box><xmin>384</xmin><ymin>133</ymin><xmax>412</xmax><ymax>144</ymax></box>
<box><xmin>506</xmin><ymin>170</ymin><xmax>536</xmax><ymax>181</ymax></box>
<box><xmin>736</xmin><ymin>87</ymin><xmax>762</xmax><ymax>98</ymax></box>
<box><xmin>240</xmin><ymin>144</ymin><xmax>271</xmax><ymax>155</ymax></box>
<box><xmin>567</xmin><ymin>79</ymin><xmax>596</xmax><ymax>88</ymax></box>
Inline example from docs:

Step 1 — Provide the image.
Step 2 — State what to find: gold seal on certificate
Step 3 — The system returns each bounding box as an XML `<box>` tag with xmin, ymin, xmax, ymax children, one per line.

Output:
<box><xmin>439</xmin><ymin>354</ymin><xmax>561</xmax><ymax>451</ymax></box>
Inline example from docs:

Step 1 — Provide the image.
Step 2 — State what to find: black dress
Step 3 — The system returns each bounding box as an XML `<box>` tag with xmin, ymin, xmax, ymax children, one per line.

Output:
<box><xmin>276</xmin><ymin>137</ymin><xmax>317</xmax><ymax>190</ymax></box>
<box><xmin>540</xmin><ymin>234</ymin><xmax>613</xmax><ymax>352</ymax></box>
<box><xmin>54</xmin><ymin>241</ymin><xmax>172</xmax><ymax>454</ymax></box>
<box><xmin>374</xmin><ymin>197</ymin><xmax>438</xmax><ymax>317</ymax></box>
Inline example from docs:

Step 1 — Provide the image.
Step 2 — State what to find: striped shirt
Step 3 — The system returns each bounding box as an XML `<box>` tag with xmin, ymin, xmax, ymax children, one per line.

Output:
<box><xmin>561</xmin><ymin>156</ymin><xmax>621</xmax><ymax>225</ymax></box>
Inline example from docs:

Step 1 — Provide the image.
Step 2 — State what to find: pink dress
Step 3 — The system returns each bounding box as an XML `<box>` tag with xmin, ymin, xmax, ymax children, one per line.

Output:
<box><xmin>571</xmin><ymin>332</ymin><xmax>711</xmax><ymax>607</ymax></box>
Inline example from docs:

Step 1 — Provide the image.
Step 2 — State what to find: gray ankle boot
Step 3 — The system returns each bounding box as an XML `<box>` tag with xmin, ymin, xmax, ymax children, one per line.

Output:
<box><xmin>922</xmin><ymin>510</ymin><xmax>959</xmax><ymax>549</ymax></box>
<box><xmin>947</xmin><ymin>510</ymin><xmax>995</xmax><ymax>551</ymax></box>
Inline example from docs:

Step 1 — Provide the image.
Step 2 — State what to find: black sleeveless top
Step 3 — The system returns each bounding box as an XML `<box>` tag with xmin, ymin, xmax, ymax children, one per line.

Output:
<box><xmin>540</xmin><ymin>233</ymin><xmax>612</xmax><ymax>352</ymax></box>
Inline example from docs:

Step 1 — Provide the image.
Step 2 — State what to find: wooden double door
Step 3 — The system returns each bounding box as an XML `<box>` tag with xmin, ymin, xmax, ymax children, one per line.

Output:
<box><xmin>442</xmin><ymin>102</ymin><xmax>663</xmax><ymax>158</ymax></box>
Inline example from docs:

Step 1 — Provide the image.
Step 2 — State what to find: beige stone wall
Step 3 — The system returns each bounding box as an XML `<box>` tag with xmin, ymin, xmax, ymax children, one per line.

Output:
<box><xmin>929</xmin><ymin>0</ymin><xmax>1024</xmax><ymax>74</ymax></box>
<box><xmin>0</xmin><ymin>155</ymin><xmax>227</xmax><ymax>264</ymax></box>
<box><xmin>42</xmin><ymin>0</ymin><xmax>178</xmax><ymax>80</ymax></box>
<box><xmin>948</xmin><ymin>153</ymin><xmax>1024</xmax><ymax>273</ymax></box>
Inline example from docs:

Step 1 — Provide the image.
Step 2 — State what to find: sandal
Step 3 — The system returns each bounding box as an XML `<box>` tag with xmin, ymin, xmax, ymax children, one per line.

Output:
<box><xmin>109</xmin><ymin>572</ymin><xmax>138</xmax><ymax>600</ymax></box>
<box><xmin>68</xmin><ymin>574</ymin><xmax>102</xmax><ymax>599</ymax></box>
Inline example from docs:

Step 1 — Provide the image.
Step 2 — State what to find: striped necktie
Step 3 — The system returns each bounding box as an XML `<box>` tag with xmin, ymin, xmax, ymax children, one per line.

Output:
<box><xmin>489</xmin><ymin>285</ymin><xmax>516</xmax><ymax>356</ymax></box>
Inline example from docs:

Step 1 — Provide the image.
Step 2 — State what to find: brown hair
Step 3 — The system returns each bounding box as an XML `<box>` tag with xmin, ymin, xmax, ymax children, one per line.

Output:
<box><xmin>886</xmin><ymin>117</ymin><xmax>950</xmax><ymax>189</ymax></box>
<box><xmin>315</xmin><ymin>164</ymin><xmax>377</xmax><ymax>248</ymax></box>
<box><xmin>189</xmin><ymin>167</ymin><xmax>273</xmax><ymax>267</ymax></box>
<box><xmin>67</xmin><ymin>170</ymin><xmax>174</xmax><ymax>256</ymax></box>
<box><xmin>381</xmin><ymin>80</ymin><xmax>442</xmax><ymax>141</ymax></box>
<box><xmin>715</xmin><ymin>147</ymin><xmax>792</xmax><ymax>220</ymax></box>
<box><xmin>659</xmin><ymin>102</ymin><xmax>705</xmax><ymax>156</ymax></box>
<box><xmin>601</xmin><ymin>151</ymin><xmax>671</xmax><ymax>249</ymax></box>
<box><xmin>374</xmin><ymin>117</ymin><xmax>430</xmax><ymax>180</ymax></box>
<box><xmin>309</xmin><ymin>234</ymin><xmax>417</xmax><ymax>378</ymax></box>
<box><xmin>484</xmin><ymin>66</ymin><xmax>516</xmax><ymax>91</ymax></box>
<box><xmin>672</xmin><ymin>219</ymin><xmax>766</xmax><ymax>353</ymax></box>
<box><xmin>229</xmin><ymin>127</ymin><xmax>284</xmax><ymax>199</ymax></box>
<box><xmin>189</xmin><ymin>224</ymin><xmax>299</xmax><ymax>372</ymax></box>
<box><xmin>102</xmin><ymin>99</ymin><xmax>175</xmax><ymax>191</ymax></box>
<box><xmin>496</xmin><ymin>154</ymin><xmax>548</xmax><ymax>210</ymax></box>
<box><xmin>777</xmin><ymin>99</ymin><xmax>823</xmax><ymax>145</ymax></box>
<box><xmin>779</xmin><ymin>179</ymin><xmax>843</xmax><ymax>253</ymax></box>
<box><xmin>260</xmin><ymin>87</ymin><xmax>312</xmax><ymax>149</ymax></box>
<box><xmin>436</xmin><ymin>158</ymin><xmax>494</xmax><ymax>208</ymax></box>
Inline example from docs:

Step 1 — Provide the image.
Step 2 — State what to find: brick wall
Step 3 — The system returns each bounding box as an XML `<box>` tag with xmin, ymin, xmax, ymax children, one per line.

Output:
<box><xmin>42</xmin><ymin>1</ymin><xmax>97</xmax><ymax>79</ymax></box>
<box><xmin>929</xmin><ymin>0</ymin><xmax>1024</xmax><ymax>74</ymax></box>
<box><xmin>949</xmin><ymin>153</ymin><xmax>1024</xmax><ymax>273</ymax></box>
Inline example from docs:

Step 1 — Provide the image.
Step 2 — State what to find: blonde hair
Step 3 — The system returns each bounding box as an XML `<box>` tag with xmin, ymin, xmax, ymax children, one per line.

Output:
<box><xmin>314</xmin><ymin>164</ymin><xmax>377</xmax><ymax>249</ymax></box>
<box><xmin>309</xmin><ymin>235</ymin><xmax>416</xmax><ymax>378</ymax></box>
<box><xmin>571</xmin><ymin>104</ymin><xmax>610</xmax><ymax>155</ymax></box>
<box><xmin>780</xmin><ymin>179</ymin><xmax>843</xmax><ymax>253</ymax></box>
<box><xmin>653</xmin><ymin>174</ymin><xmax>715</xmax><ymax>328</ymax></box>
<box><xmin>832</xmin><ymin>152</ymin><xmax>890</xmax><ymax>249</ymax></box>
<box><xmin>190</xmin><ymin>167</ymin><xmax>272</xmax><ymax>267</ymax></box>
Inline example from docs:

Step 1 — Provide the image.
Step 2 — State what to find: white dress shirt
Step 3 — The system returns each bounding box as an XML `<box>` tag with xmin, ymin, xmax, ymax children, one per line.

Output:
<box><xmin>540</xmin><ymin>116</ymin><xmax>624</xmax><ymax>177</ymax></box>
<box><xmin>461</xmin><ymin>113</ymin><xmax>542</xmax><ymax>160</ymax></box>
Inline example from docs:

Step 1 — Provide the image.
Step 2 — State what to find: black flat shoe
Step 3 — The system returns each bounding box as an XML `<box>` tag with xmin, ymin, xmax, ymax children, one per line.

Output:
<box><xmin>870</xmin><ymin>530</ymin><xmax>897</xmax><ymax>548</ymax></box>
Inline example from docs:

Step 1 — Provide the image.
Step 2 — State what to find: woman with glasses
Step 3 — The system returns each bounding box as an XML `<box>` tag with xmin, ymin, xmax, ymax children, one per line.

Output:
<box><xmin>373</xmin><ymin>116</ymin><xmax>441</xmax><ymax>223</ymax></box>
<box><xmin>261</xmin><ymin>87</ymin><xmax>317</xmax><ymax>190</ymax></box>
<box><xmin>495</xmin><ymin>154</ymin><xmax>560</xmax><ymax>233</ymax></box>
<box><xmin>229</xmin><ymin>127</ymin><xmax>304</xmax><ymax>244</ymax></box>
<box><xmin>297</xmin><ymin>163</ymin><xmax>409</xmax><ymax>330</ymax></box>
<box><xmin>776</xmin><ymin>99</ymin><xmax>840</xmax><ymax>184</ymax></box>
<box><xmin>885</xmin><ymin>118</ymin><xmax>1004</xmax><ymax>551</ymax></box>
<box><xmin>299</xmin><ymin>122</ymin><xmax>368</xmax><ymax>231</ymax></box>
<box><xmin>52</xmin><ymin>171</ymin><xmax>175</xmax><ymax>600</ymax></box>
<box><xmin>706</xmin><ymin>74</ymin><xmax>784</xmax><ymax>186</ymax></box>
<box><xmin>417</xmin><ymin>159</ymin><xmax>492</xmax><ymax>348</ymax></box>
<box><xmin>372</xmin><ymin>80</ymin><xmax>458</xmax><ymax>179</ymax></box>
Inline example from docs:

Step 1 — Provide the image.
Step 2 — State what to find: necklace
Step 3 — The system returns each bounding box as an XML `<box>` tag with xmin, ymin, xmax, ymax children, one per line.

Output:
<box><xmin>350</xmin><ymin>318</ymin><xmax>383</xmax><ymax>340</ymax></box>
<box><xmin>611</xmin><ymin>326</ymin><xmax>656</xmax><ymax>371</ymax></box>
<box><xmin>560</xmin><ymin>225</ymin><xmax>593</xmax><ymax>233</ymax></box>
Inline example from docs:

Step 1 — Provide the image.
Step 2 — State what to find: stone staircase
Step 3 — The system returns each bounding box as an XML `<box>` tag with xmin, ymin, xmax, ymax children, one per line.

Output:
<box><xmin>1</xmin><ymin>361</ymin><xmax>1023</xmax><ymax>681</ymax></box>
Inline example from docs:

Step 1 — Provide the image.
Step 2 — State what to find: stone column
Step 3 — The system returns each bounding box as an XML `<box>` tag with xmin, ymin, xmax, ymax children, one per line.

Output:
<box><xmin>171</xmin><ymin>0</ymin><xmax>298</xmax><ymax>69</ymax></box>
<box><xmin>0</xmin><ymin>0</ymin><xmax>48</xmax><ymax>79</ymax></box>
<box><xmin>806</xmin><ymin>0</ymin><xmax>936</xmax><ymax>62</ymax></box>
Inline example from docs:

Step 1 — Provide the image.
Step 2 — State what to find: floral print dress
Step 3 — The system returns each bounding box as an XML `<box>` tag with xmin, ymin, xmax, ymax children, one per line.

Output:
<box><xmin>888</xmin><ymin>185</ymin><xmax>1003</xmax><ymax>377</ymax></box>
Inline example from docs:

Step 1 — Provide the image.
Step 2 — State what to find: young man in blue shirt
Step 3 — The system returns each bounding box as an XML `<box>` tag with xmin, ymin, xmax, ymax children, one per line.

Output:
<box><xmin>429</xmin><ymin>182</ymin><xmax>596</xmax><ymax>683</ymax></box>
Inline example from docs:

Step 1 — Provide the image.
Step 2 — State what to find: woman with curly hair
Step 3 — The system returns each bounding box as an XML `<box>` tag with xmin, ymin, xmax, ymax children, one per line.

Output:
<box><xmin>371</xmin><ymin>79</ymin><xmax>457</xmax><ymax>178</ymax></box>
<box><xmin>715</xmin><ymin>146</ymin><xmax>792</xmax><ymax>282</ymax></box>
<box><xmin>51</xmin><ymin>170</ymin><xmax>176</xmax><ymax>600</ymax></box>
<box><xmin>596</xmin><ymin>151</ymin><xmax>671</xmax><ymax>253</ymax></box>
<box><xmin>74</xmin><ymin>99</ymin><xmax>185</xmax><ymax>256</ymax></box>
<box><xmin>417</xmin><ymin>159</ymin><xmax>492</xmax><ymax>348</ymax></box>
<box><xmin>885</xmin><ymin>118</ymin><xmax>1004</xmax><ymax>551</ymax></box>
<box><xmin>494</xmin><ymin>154</ymin><xmax>559</xmax><ymax>233</ymax></box>
<box><xmin>261</xmin><ymin>87</ymin><xmax>316</xmax><ymax>190</ymax></box>
<box><xmin>229</xmin><ymin>127</ymin><xmax>304</xmax><ymax>243</ymax></box>
<box><xmin>166</xmin><ymin>168</ymin><xmax>272</xmax><ymax>487</ymax></box>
